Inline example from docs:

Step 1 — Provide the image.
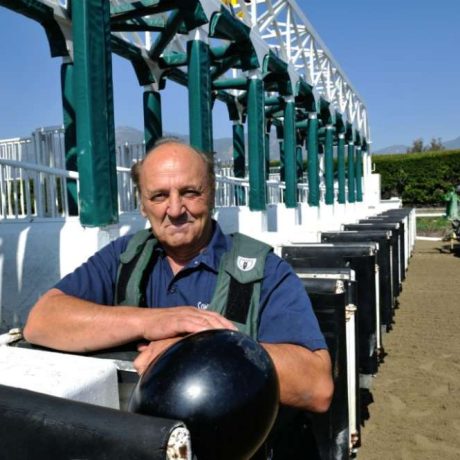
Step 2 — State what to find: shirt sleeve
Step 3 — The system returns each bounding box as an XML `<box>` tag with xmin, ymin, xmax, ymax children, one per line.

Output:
<box><xmin>257</xmin><ymin>253</ymin><xmax>327</xmax><ymax>351</ymax></box>
<box><xmin>54</xmin><ymin>236</ymin><xmax>130</xmax><ymax>306</ymax></box>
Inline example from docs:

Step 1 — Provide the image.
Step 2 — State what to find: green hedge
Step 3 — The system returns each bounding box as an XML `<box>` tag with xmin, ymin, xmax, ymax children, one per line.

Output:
<box><xmin>373</xmin><ymin>149</ymin><xmax>460</xmax><ymax>206</ymax></box>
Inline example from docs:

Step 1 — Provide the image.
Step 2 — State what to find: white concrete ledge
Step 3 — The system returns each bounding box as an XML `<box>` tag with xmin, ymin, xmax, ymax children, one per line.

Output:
<box><xmin>0</xmin><ymin>346</ymin><xmax>120</xmax><ymax>409</ymax></box>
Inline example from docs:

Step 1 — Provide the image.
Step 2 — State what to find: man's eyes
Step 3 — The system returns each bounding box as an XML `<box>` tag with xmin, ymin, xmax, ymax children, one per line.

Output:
<box><xmin>183</xmin><ymin>189</ymin><xmax>202</xmax><ymax>198</ymax></box>
<box><xmin>149</xmin><ymin>190</ymin><xmax>202</xmax><ymax>201</ymax></box>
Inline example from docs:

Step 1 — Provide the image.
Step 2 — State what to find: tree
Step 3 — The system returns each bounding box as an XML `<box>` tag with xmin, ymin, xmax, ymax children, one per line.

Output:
<box><xmin>407</xmin><ymin>137</ymin><xmax>445</xmax><ymax>153</ymax></box>
<box><xmin>407</xmin><ymin>138</ymin><xmax>424</xmax><ymax>153</ymax></box>
<box><xmin>426</xmin><ymin>137</ymin><xmax>444</xmax><ymax>152</ymax></box>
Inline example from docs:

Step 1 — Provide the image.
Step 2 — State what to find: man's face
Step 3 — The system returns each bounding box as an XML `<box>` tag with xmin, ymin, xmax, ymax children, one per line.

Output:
<box><xmin>138</xmin><ymin>143</ymin><xmax>214</xmax><ymax>258</ymax></box>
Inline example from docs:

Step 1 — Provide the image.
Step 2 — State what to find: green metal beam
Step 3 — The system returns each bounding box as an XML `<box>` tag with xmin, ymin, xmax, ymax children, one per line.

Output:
<box><xmin>212</xmin><ymin>77</ymin><xmax>247</xmax><ymax>90</ymax></box>
<box><xmin>111</xmin><ymin>35</ymin><xmax>155</xmax><ymax>85</ymax></box>
<box><xmin>149</xmin><ymin>10</ymin><xmax>183</xmax><ymax>59</ymax></box>
<box><xmin>144</xmin><ymin>90</ymin><xmax>163</xmax><ymax>151</ymax></box>
<box><xmin>0</xmin><ymin>0</ymin><xmax>68</xmax><ymax>57</ymax></box>
<box><xmin>355</xmin><ymin>145</ymin><xmax>363</xmax><ymax>202</ymax></box>
<box><xmin>265</xmin><ymin>123</ymin><xmax>271</xmax><ymax>181</ymax></box>
<box><xmin>247</xmin><ymin>77</ymin><xmax>267</xmax><ymax>211</ymax></box>
<box><xmin>72</xmin><ymin>0</ymin><xmax>118</xmax><ymax>226</ymax></box>
<box><xmin>307</xmin><ymin>113</ymin><xmax>319</xmax><ymax>206</ymax></box>
<box><xmin>283</xmin><ymin>99</ymin><xmax>297</xmax><ymax>208</ymax></box>
<box><xmin>110</xmin><ymin>16</ymin><xmax>167</xmax><ymax>32</ymax></box>
<box><xmin>337</xmin><ymin>133</ymin><xmax>346</xmax><ymax>204</ymax></box>
<box><xmin>110</xmin><ymin>0</ymin><xmax>174</xmax><ymax>22</ymax></box>
<box><xmin>60</xmin><ymin>61</ymin><xmax>78</xmax><ymax>216</ymax></box>
<box><xmin>209</xmin><ymin>7</ymin><xmax>251</xmax><ymax>42</ymax></box>
<box><xmin>187</xmin><ymin>39</ymin><xmax>213</xmax><ymax>154</ymax></box>
<box><xmin>233</xmin><ymin>123</ymin><xmax>246</xmax><ymax>205</ymax></box>
<box><xmin>324</xmin><ymin>125</ymin><xmax>334</xmax><ymax>205</ymax></box>
<box><xmin>347</xmin><ymin>142</ymin><xmax>356</xmax><ymax>203</ymax></box>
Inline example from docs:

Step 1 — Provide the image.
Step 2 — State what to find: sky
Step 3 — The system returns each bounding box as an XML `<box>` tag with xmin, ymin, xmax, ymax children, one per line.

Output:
<box><xmin>0</xmin><ymin>1</ymin><xmax>459</xmax><ymax>151</ymax></box>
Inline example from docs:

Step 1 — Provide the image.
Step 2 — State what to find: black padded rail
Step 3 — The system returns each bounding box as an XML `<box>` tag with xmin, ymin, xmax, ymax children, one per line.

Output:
<box><xmin>282</xmin><ymin>243</ymin><xmax>379</xmax><ymax>375</ymax></box>
<box><xmin>0</xmin><ymin>384</ymin><xmax>186</xmax><ymax>460</ymax></box>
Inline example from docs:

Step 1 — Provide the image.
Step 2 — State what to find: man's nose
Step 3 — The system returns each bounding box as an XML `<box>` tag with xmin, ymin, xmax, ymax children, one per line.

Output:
<box><xmin>167</xmin><ymin>193</ymin><xmax>185</xmax><ymax>217</ymax></box>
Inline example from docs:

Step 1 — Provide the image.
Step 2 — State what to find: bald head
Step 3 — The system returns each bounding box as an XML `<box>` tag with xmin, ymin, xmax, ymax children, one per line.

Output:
<box><xmin>131</xmin><ymin>139</ymin><xmax>215</xmax><ymax>201</ymax></box>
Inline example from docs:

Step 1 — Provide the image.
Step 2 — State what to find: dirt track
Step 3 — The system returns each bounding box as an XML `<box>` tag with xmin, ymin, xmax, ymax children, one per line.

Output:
<box><xmin>357</xmin><ymin>239</ymin><xmax>460</xmax><ymax>459</ymax></box>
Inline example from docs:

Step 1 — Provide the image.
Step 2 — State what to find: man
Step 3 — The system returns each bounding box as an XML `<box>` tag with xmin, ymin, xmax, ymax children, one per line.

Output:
<box><xmin>24</xmin><ymin>139</ymin><xmax>333</xmax><ymax>413</ymax></box>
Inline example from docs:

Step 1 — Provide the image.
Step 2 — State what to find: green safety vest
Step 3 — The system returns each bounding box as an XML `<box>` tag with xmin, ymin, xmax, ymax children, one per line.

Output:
<box><xmin>115</xmin><ymin>229</ymin><xmax>272</xmax><ymax>339</ymax></box>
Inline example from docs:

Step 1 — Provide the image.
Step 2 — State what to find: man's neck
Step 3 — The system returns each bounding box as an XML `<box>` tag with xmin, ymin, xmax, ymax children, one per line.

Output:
<box><xmin>164</xmin><ymin>222</ymin><xmax>214</xmax><ymax>275</ymax></box>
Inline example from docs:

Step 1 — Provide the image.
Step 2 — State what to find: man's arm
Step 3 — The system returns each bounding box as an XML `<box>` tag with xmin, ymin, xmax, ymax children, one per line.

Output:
<box><xmin>23</xmin><ymin>288</ymin><xmax>236</xmax><ymax>353</ymax></box>
<box><xmin>262</xmin><ymin>343</ymin><xmax>333</xmax><ymax>413</ymax></box>
<box><xmin>132</xmin><ymin>338</ymin><xmax>333</xmax><ymax>413</ymax></box>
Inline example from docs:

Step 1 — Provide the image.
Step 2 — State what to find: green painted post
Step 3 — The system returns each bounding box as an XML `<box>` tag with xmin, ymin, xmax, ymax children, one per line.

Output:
<box><xmin>233</xmin><ymin>122</ymin><xmax>246</xmax><ymax>205</ymax></box>
<box><xmin>355</xmin><ymin>144</ymin><xmax>363</xmax><ymax>201</ymax></box>
<box><xmin>187</xmin><ymin>37</ymin><xmax>213</xmax><ymax>154</ymax></box>
<box><xmin>347</xmin><ymin>142</ymin><xmax>356</xmax><ymax>203</ymax></box>
<box><xmin>307</xmin><ymin>113</ymin><xmax>319</xmax><ymax>206</ymax></box>
<box><xmin>265</xmin><ymin>125</ymin><xmax>271</xmax><ymax>180</ymax></box>
<box><xmin>72</xmin><ymin>0</ymin><xmax>118</xmax><ymax>226</ymax></box>
<box><xmin>60</xmin><ymin>61</ymin><xmax>78</xmax><ymax>216</ymax></box>
<box><xmin>276</xmin><ymin>125</ymin><xmax>285</xmax><ymax>182</ymax></box>
<box><xmin>337</xmin><ymin>134</ymin><xmax>346</xmax><ymax>204</ymax></box>
<box><xmin>247</xmin><ymin>76</ymin><xmax>266</xmax><ymax>211</ymax></box>
<box><xmin>324</xmin><ymin>125</ymin><xmax>334</xmax><ymax>205</ymax></box>
<box><xmin>233</xmin><ymin>123</ymin><xmax>245</xmax><ymax>178</ymax></box>
<box><xmin>296</xmin><ymin>145</ymin><xmax>303</xmax><ymax>181</ymax></box>
<box><xmin>143</xmin><ymin>89</ymin><xmax>163</xmax><ymax>152</ymax></box>
<box><xmin>283</xmin><ymin>98</ymin><xmax>297</xmax><ymax>208</ymax></box>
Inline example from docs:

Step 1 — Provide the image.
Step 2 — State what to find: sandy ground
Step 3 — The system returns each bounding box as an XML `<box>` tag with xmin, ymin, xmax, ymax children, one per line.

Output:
<box><xmin>357</xmin><ymin>239</ymin><xmax>460</xmax><ymax>459</ymax></box>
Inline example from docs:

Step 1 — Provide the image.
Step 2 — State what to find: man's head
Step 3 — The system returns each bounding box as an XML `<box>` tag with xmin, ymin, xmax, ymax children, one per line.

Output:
<box><xmin>132</xmin><ymin>139</ymin><xmax>215</xmax><ymax>259</ymax></box>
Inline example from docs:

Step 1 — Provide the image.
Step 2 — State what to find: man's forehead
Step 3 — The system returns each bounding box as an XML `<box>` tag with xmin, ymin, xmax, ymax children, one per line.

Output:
<box><xmin>143</xmin><ymin>143</ymin><xmax>206</xmax><ymax>168</ymax></box>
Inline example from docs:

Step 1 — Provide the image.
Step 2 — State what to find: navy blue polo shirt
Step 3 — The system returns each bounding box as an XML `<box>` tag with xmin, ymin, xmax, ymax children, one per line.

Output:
<box><xmin>55</xmin><ymin>223</ymin><xmax>326</xmax><ymax>351</ymax></box>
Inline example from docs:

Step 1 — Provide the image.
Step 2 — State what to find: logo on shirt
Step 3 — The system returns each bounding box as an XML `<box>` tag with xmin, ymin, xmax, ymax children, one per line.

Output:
<box><xmin>197</xmin><ymin>302</ymin><xmax>209</xmax><ymax>310</ymax></box>
<box><xmin>237</xmin><ymin>256</ymin><xmax>256</xmax><ymax>272</ymax></box>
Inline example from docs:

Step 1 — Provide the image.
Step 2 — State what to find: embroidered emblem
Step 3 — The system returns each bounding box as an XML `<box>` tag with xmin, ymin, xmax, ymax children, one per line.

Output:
<box><xmin>237</xmin><ymin>256</ymin><xmax>256</xmax><ymax>272</ymax></box>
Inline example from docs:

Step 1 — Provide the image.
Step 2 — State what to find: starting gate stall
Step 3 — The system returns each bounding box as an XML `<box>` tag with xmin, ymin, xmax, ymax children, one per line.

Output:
<box><xmin>297</xmin><ymin>268</ymin><xmax>359</xmax><ymax>459</ymax></box>
<box><xmin>281</xmin><ymin>243</ymin><xmax>381</xmax><ymax>384</ymax></box>
<box><xmin>320</xmin><ymin>230</ymin><xmax>395</xmax><ymax>333</ymax></box>
<box><xmin>376</xmin><ymin>208</ymin><xmax>416</xmax><ymax>267</ymax></box>
<box><xmin>344</xmin><ymin>223</ymin><xmax>403</xmax><ymax>301</ymax></box>
<box><xmin>360</xmin><ymin>218</ymin><xmax>407</xmax><ymax>283</ymax></box>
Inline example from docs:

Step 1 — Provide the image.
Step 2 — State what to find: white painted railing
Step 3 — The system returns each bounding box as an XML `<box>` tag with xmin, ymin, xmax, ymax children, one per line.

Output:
<box><xmin>0</xmin><ymin>160</ymin><xmax>320</xmax><ymax>220</ymax></box>
<box><xmin>0</xmin><ymin>160</ymin><xmax>137</xmax><ymax>220</ymax></box>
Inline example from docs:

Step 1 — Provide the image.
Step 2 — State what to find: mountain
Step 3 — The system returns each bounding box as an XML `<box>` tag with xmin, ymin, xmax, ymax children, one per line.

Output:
<box><xmin>443</xmin><ymin>136</ymin><xmax>460</xmax><ymax>150</ymax></box>
<box><xmin>372</xmin><ymin>145</ymin><xmax>408</xmax><ymax>155</ymax></box>
<box><xmin>116</xmin><ymin>127</ymin><xmax>459</xmax><ymax>160</ymax></box>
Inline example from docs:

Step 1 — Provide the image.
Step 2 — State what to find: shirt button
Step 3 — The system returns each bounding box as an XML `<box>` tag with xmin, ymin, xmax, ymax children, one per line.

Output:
<box><xmin>169</xmin><ymin>286</ymin><xmax>176</xmax><ymax>294</ymax></box>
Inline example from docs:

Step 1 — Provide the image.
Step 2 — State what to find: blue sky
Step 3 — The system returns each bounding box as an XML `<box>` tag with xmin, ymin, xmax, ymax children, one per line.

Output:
<box><xmin>0</xmin><ymin>1</ymin><xmax>459</xmax><ymax>151</ymax></box>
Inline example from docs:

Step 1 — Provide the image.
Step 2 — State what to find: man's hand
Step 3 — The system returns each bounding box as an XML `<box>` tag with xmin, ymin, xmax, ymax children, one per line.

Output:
<box><xmin>139</xmin><ymin>307</ymin><xmax>238</xmax><ymax>342</ymax></box>
<box><xmin>134</xmin><ymin>337</ymin><xmax>181</xmax><ymax>374</ymax></box>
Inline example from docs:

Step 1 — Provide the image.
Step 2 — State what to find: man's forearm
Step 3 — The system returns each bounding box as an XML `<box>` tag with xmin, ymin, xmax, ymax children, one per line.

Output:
<box><xmin>24</xmin><ymin>289</ymin><xmax>237</xmax><ymax>353</ymax></box>
<box><xmin>262</xmin><ymin>343</ymin><xmax>333</xmax><ymax>412</ymax></box>
<box><xmin>23</xmin><ymin>289</ymin><xmax>146</xmax><ymax>352</ymax></box>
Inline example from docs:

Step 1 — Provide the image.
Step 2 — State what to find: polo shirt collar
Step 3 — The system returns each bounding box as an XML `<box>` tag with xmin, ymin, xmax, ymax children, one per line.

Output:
<box><xmin>191</xmin><ymin>220</ymin><xmax>230</xmax><ymax>272</ymax></box>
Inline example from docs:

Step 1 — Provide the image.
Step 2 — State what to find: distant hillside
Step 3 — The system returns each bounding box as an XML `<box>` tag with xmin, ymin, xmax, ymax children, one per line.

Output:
<box><xmin>373</xmin><ymin>135</ymin><xmax>460</xmax><ymax>155</ymax></box>
<box><xmin>115</xmin><ymin>126</ymin><xmax>460</xmax><ymax>160</ymax></box>
<box><xmin>443</xmin><ymin>136</ymin><xmax>460</xmax><ymax>150</ymax></box>
<box><xmin>115</xmin><ymin>127</ymin><xmax>279</xmax><ymax>162</ymax></box>
<box><xmin>372</xmin><ymin>144</ymin><xmax>408</xmax><ymax>155</ymax></box>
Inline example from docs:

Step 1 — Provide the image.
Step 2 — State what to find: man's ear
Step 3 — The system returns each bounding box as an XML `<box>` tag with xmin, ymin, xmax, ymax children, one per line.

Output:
<box><xmin>140</xmin><ymin>200</ymin><xmax>147</xmax><ymax>217</ymax></box>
